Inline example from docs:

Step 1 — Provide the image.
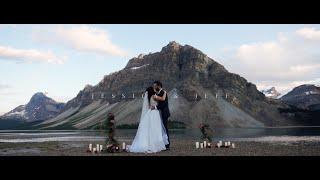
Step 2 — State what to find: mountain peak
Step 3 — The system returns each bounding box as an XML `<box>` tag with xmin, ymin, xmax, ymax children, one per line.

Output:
<box><xmin>1</xmin><ymin>92</ymin><xmax>65</xmax><ymax>122</ymax></box>
<box><xmin>294</xmin><ymin>84</ymin><xmax>318</xmax><ymax>90</ymax></box>
<box><xmin>32</xmin><ymin>92</ymin><xmax>47</xmax><ymax>98</ymax></box>
<box><xmin>29</xmin><ymin>92</ymin><xmax>51</xmax><ymax>102</ymax></box>
<box><xmin>261</xmin><ymin>87</ymin><xmax>281</xmax><ymax>99</ymax></box>
<box><xmin>281</xmin><ymin>84</ymin><xmax>320</xmax><ymax>109</ymax></box>
<box><xmin>161</xmin><ymin>41</ymin><xmax>183</xmax><ymax>52</ymax></box>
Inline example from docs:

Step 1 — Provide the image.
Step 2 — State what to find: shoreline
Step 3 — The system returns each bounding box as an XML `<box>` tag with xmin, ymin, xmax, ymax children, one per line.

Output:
<box><xmin>1</xmin><ymin>138</ymin><xmax>320</xmax><ymax>156</ymax></box>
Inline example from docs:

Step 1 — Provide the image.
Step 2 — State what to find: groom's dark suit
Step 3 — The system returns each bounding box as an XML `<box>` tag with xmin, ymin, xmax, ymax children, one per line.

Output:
<box><xmin>155</xmin><ymin>89</ymin><xmax>171</xmax><ymax>148</ymax></box>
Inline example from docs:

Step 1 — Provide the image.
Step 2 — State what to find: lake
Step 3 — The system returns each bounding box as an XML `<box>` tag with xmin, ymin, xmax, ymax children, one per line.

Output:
<box><xmin>1</xmin><ymin>127</ymin><xmax>320</xmax><ymax>143</ymax></box>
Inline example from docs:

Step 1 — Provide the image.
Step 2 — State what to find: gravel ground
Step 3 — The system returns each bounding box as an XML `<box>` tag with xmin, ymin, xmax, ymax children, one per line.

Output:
<box><xmin>1</xmin><ymin>138</ymin><xmax>320</xmax><ymax>156</ymax></box>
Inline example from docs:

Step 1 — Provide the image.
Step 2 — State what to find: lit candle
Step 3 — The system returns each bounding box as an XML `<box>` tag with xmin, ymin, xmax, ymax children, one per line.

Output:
<box><xmin>200</xmin><ymin>143</ymin><xmax>204</xmax><ymax>149</ymax></box>
<box><xmin>126</xmin><ymin>145</ymin><xmax>131</xmax><ymax>151</ymax></box>
<box><xmin>204</xmin><ymin>141</ymin><xmax>207</xmax><ymax>148</ymax></box>
<box><xmin>122</xmin><ymin>142</ymin><xmax>126</xmax><ymax>150</ymax></box>
<box><xmin>207</xmin><ymin>143</ymin><xmax>211</xmax><ymax>148</ymax></box>
<box><xmin>196</xmin><ymin>142</ymin><xmax>200</xmax><ymax>149</ymax></box>
<box><xmin>228</xmin><ymin>142</ymin><xmax>231</xmax><ymax>146</ymax></box>
<box><xmin>89</xmin><ymin>144</ymin><xmax>92</xmax><ymax>151</ymax></box>
<box><xmin>224</xmin><ymin>142</ymin><xmax>228</xmax><ymax>147</ymax></box>
<box><xmin>97</xmin><ymin>144</ymin><xmax>100</xmax><ymax>152</ymax></box>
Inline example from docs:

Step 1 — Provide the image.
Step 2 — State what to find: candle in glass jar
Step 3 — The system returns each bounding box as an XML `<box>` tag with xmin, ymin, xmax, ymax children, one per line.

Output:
<box><xmin>200</xmin><ymin>143</ymin><xmax>204</xmax><ymax>149</ymax></box>
<box><xmin>196</xmin><ymin>142</ymin><xmax>200</xmax><ymax>149</ymax></box>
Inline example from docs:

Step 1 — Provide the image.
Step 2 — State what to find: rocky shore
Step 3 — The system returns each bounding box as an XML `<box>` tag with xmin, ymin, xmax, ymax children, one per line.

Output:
<box><xmin>1</xmin><ymin>138</ymin><xmax>320</xmax><ymax>156</ymax></box>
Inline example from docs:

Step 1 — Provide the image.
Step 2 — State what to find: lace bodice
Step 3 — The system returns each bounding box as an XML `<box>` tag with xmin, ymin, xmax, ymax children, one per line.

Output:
<box><xmin>150</xmin><ymin>96</ymin><xmax>158</xmax><ymax>107</ymax></box>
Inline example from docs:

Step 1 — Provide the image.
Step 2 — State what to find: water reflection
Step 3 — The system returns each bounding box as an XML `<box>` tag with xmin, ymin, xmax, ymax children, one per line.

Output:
<box><xmin>1</xmin><ymin>127</ymin><xmax>320</xmax><ymax>143</ymax></box>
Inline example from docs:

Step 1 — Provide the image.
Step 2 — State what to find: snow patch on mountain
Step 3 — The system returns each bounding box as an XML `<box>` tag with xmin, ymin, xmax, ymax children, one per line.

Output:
<box><xmin>130</xmin><ymin>64</ymin><xmax>149</xmax><ymax>70</ymax></box>
<box><xmin>261</xmin><ymin>87</ymin><xmax>281</xmax><ymax>99</ymax></box>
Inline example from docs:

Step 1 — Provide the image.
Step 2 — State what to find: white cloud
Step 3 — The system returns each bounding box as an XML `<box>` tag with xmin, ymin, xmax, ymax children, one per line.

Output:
<box><xmin>0</xmin><ymin>83</ymin><xmax>11</xmax><ymax>90</ymax></box>
<box><xmin>296</xmin><ymin>27</ymin><xmax>320</xmax><ymax>41</ymax></box>
<box><xmin>32</xmin><ymin>25</ymin><xmax>127</xmax><ymax>57</ymax></box>
<box><xmin>0</xmin><ymin>45</ymin><xmax>66</xmax><ymax>64</ymax></box>
<box><xmin>0</xmin><ymin>24</ymin><xmax>17</xmax><ymax>29</ymax></box>
<box><xmin>221</xmin><ymin>27</ymin><xmax>320</xmax><ymax>95</ymax></box>
<box><xmin>256</xmin><ymin>78</ymin><xmax>320</xmax><ymax>97</ymax></box>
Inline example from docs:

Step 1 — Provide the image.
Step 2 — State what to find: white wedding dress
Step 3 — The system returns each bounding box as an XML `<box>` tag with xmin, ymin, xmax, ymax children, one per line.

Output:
<box><xmin>129</xmin><ymin>92</ymin><xmax>169</xmax><ymax>153</ymax></box>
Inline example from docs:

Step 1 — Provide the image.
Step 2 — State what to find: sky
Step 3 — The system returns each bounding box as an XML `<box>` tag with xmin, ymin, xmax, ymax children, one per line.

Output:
<box><xmin>1</xmin><ymin>24</ymin><xmax>320</xmax><ymax>115</ymax></box>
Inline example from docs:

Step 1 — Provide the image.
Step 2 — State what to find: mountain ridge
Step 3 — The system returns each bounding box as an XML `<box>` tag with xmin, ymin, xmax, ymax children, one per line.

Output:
<box><xmin>0</xmin><ymin>92</ymin><xmax>65</xmax><ymax>123</ymax></box>
<box><xmin>33</xmin><ymin>41</ymin><xmax>297</xmax><ymax>130</ymax></box>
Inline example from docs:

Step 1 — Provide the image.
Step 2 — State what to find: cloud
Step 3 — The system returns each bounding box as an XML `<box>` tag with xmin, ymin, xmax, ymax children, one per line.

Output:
<box><xmin>0</xmin><ymin>24</ymin><xmax>17</xmax><ymax>29</ymax></box>
<box><xmin>0</xmin><ymin>45</ymin><xmax>66</xmax><ymax>64</ymax></box>
<box><xmin>220</xmin><ymin>27</ymin><xmax>320</xmax><ymax>95</ymax></box>
<box><xmin>0</xmin><ymin>84</ymin><xmax>11</xmax><ymax>90</ymax></box>
<box><xmin>296</xmin><ymin>27</ymin><xmax>320</xmax><ymax>41</ymax></box>
<box><xmin>32</xmin><ymin>25</ymin><xmax>127</xmax><ymax>57</ymax></box>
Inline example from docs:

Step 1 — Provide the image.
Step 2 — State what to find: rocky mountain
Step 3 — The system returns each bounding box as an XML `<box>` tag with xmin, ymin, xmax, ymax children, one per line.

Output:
<box><xmin>281</xmin><ymin>84</ymin><xmax>320</xmax><ymax>110</ymax></box>
<box><xmin>32</xmin><ymin>41</ymin><xmax>298</xmax><ymax>130</ymax></box>
<box><xmin>261</xmin><ymin>87</ymin><xmax>281</xmax><ymax>99</ymax></box>
<box><xmin>0</xmin><ymin>92</ymin><xmax>65</xmax><ymax>123</ymax></box>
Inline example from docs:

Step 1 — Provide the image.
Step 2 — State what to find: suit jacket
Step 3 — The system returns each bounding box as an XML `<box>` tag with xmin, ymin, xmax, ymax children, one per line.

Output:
<box><xmin>155</xmin><ymin>89</ymin><xmax>170</xmax><ymax>121</ymax></box>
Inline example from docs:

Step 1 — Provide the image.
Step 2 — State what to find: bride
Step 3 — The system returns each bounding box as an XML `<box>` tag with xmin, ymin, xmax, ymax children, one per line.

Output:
<box><xmin>129</xmin><ymin>86</ymin><xmax>169</xmax><ymax>153</ymax></box>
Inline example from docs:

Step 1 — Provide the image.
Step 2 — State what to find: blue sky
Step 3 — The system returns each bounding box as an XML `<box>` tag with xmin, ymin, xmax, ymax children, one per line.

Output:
<box><xmin>1</xmin><ymin>24</ymin><xmax>320</xmax><ymax>114</ymax></box>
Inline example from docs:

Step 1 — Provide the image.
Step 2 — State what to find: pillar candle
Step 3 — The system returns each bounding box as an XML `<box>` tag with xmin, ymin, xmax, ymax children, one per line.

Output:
<box><xmin>89</xmin><ymin>144</ymin><xmax>92</xmax><ymax>151</ymax></box>
<box><xmin>122</xmin><ymin>142</ymin><xmax>126</xmax><ymax>150</ymax></box>
<box><xmin>225</xmin><ymin>142</ymin><xmax>227</xmax><ymax>147</ymax></box>
<box><xmin>219</xmin><ymin>140</ymin><xmax>222</xmax><ymax>145</ymax></box>
<box><xmin>100</xmin><ymin>145</ymin><xmax>103</xmax><ymax>151</ymax></box>
<box><xmin>200</xmin><ymin>143</ymin><xmax>204</xmax><ymax>149</ymax></box>
<box><xmin>232</xmin><ymin>143</ymin><xmax>235</xmax><ymax>148</ymax></box>
<box><xmin>204</xmin><ymin>141</ymin><xmax>207</xmax><ymax>148</ymax></box>
<box><xmin>93</xmin><ymin>148</ymin><xmax>96</xmax><ymax>153</ymax></box>
<box><xmin>196</xmin><ymin>142</ymin><xmax>200</xmax><ymax>149</ymax></box>
<box><xmin>97</xmin><ymin>144</ymin><xmax>101</xmax><ymax>152</ymax></box>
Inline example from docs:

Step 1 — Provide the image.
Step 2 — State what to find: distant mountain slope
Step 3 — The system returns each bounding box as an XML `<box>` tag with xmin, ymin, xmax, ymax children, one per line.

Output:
<box><xmin>281</xmin><ymin>84</ymin><xmax>320</xmax><ymax>109</ymax></box>
<box><xmin>261</xmin><ymin>87</ymin><xmax>281</xmax><ymax>99</ymax></box>
<box><xmin>0</xmin><ymin>92</ymin><xmax>65</xmax><ymax>124</ymax></box>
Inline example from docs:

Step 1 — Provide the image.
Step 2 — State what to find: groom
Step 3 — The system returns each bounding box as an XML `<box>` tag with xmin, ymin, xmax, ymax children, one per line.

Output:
<box><xmin>151</xmin><ymin>80</ymin><xmax>171</xmax><ymax>150</ymax></box>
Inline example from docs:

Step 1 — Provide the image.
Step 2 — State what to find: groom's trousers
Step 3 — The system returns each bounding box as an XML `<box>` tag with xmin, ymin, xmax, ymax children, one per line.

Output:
<box><xmin>162</xmin><ymin>118</ymin><xmax>170</xmax><ymax>148</ymax></box>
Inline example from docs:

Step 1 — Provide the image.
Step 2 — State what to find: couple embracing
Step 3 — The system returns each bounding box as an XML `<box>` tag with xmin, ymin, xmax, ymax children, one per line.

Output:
<box><xmin>129</xmin><ymin>81</ymin><xmax>171</xmax><ymax>153</ymax></box>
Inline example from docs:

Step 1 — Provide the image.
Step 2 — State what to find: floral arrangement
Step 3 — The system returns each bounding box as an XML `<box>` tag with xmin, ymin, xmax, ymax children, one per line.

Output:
<box><xmin>104</xmin><ymin>112</ymin><xmax>120</xmax><ymax>153</ymax></box>
<box><xmin>198</xmin><ymin>123</ymin><xmax>213</xmax><ymax>142</ymax></box>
